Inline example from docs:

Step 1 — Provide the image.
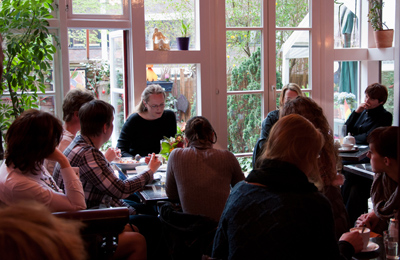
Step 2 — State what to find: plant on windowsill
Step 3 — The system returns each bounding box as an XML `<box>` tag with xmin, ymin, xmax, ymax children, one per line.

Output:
<box><xmin>0</xmin><ymin>0</ymin><xmax>59</xmax><ymax>136</ymax></box>
<box><xmin>176</xmin><ymin>20</ymin><xmax>190</xmax><ymax>51</ymax></box>
<box><xmin>367</xmin><ymin>0</ymin><xmax>393</xmax><ymax>48</ymax></box>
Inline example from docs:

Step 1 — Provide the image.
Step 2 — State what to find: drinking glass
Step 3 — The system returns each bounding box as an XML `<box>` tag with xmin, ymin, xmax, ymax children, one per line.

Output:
<box><xmin>384</xmin><ymin>230</ymin><xmax>400</xmax><ymax>259</ymax></box>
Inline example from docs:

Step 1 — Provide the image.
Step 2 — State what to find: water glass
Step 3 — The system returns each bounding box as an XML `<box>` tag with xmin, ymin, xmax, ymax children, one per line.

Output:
<box><xmin>384</xmin><ymin>230</ymin><xmax>400</xmax><ymax>260</ymax></box>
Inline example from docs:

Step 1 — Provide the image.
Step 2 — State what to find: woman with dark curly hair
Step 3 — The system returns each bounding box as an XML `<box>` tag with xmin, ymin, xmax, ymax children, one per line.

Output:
<box><xmin>280</xmin><ymin>96</ymin><xmax>350</xmax><ymax>240</ymax></box>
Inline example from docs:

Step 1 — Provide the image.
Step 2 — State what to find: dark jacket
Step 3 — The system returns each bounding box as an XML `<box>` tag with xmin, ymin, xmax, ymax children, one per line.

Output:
<box><xmin>252</xmin><ymin>110</ymin><xmax>279</xmax><ymax>168</ymax></box>
<box><xmin>212</xmin><ymin>159</ymin><xmax>355</xmax><ymax>260</ymax></box>
<box><xmin>345</xmin><ymin>105</ymin><xmax>392</xmax><ymax>144</ymax></box>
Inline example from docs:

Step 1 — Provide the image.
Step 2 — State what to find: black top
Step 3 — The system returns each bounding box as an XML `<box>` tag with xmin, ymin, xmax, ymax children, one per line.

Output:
<box><xmin>252</xmin><ymin>110</ymin><xmax>279</xmax><ymax>168</ymax></box>
<box><xmin>117</xmin><ymin>110</ymin><xmax>177</xmax><ymax>157</ymax></box>
<box><xmin>212</xmin><ymin>159</ymin><xmax>355</xmax><ymax>260</ymax></box>
<box><xmin>345</xmin><ymin>105</ymin><xmax>392</xmax><ymax>144</ymax></box>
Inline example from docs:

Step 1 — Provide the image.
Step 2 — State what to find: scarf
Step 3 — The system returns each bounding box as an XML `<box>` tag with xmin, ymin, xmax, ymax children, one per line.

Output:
<box><xmin>246</xmin><ymin>159</ymin><xmax>318</xmax><ymax>193</ymax></box>
<box><xmin>371</xmin><ymin>172</ymin><xmax>399</xmax><ymax>221</ymax></box>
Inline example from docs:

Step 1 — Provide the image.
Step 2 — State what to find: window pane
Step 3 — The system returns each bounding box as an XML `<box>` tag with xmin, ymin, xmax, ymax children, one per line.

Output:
<box><xmin>144</xmin><ymin>0</ymin><xmax>196</xmax><ymax>50</ymax></box>
<box><xmin>227</xmin><ymin>94</ymin><xmax>261</xmax><ymax>153</ymax></box>
<box><xmin>39</xmin><ymin>95</ymin><xmax>56</xmax><ymax>116</ymax></box>
<box><xmin>333</xmin><ymin>61</ymin><xmax>359</xmax><ymax>138</ymax></box>
<box><xmin>68</xmin><ymin>29</ymin><xmax>126</xmax><ymax>147</ymax></box>
<box><xmin>71</xmin><ymin>0</ymin><xmax>123</xmax><ymax>15</ymax></box>
<box><xmin>334</xmin><ymin>0</ymin><xmax>360</xmax><ymax>48</ymax></box>
<box><xmin>276</xmin><ymin>30</ymin><xmax>309</xmax><ymax>90</ymax></box>
<box><xmin>381</xmin><ymin>60</ymin><xmax>394</xmax><ymax>116</ymax></box>
<box><xmin>147</xmin><ymin>64</ymin><xmax>198</xmax><ymax>122</ymax></box>
<box><xmin>225</xmin><ymin>0</ymin><xmax>262</xmax><ymax>28</ymax></box>
<box><xmin>276</xmin><ymin>0</ymin><xmax>309</xmax><ymax>27</ymax></box>
<box><xmin>227</xmin><ymin>31</ymin><xmax>262</xmax><ymax>91</ymax></box>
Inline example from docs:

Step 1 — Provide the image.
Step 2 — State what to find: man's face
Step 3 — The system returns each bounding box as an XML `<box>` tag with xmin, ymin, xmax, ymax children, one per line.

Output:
<box><xmin>367</xmin><ymin>143</ymin><xmax>386</xmax><ymax>174</ymax></box>
<box><xmin>364</xmin><ymin>94</ymin><xmax>383</xmax><ymax>110</ymax></box>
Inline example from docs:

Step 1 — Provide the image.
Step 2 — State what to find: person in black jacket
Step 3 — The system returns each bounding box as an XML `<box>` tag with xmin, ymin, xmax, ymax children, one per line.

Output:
<box><xmin>342</xmin><ymin>83</ymin><xmax>393</xmax><ymax>225</ymax></box>
<box><xmin>212</xmin><ymin>114</ymin><xmax>363</xmax><ymax>260</ymax></box>
<box><xmin>345</xmin><ymin>83</ymin><xmax>392</xmax><ymax>145</ymax></box>
<box><xmin>252</xmin><ymin>83</ymin><xmax>303</xmax><ymax>168</ymax></box>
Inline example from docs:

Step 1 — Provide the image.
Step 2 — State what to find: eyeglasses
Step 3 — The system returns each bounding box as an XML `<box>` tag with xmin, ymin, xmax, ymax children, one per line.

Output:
<box><xmin>146</xmin><ymin>103</ymin><xmax>165</xmax><ymax>109</ymax></box>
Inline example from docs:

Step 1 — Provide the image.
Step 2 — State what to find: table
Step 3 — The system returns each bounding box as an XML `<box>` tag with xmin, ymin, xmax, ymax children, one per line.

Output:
<box><xmin>138</xmin><ymin>179</ymin><xmax>169</xmax><ymax>204</ymax></box>
<box><xmin>352</xmin><ymin>237</ymin><xmax>386</xmax><ymax>260</ymax></box>
<box><xmin>339</xmin><ymin>145</ymin><xmax>369</xmax><ymax>162</ymax></box>
<box><xmin>343</xmin><ymin>164</ymin><xmax>374</xmax><ymax>180</ymax></box>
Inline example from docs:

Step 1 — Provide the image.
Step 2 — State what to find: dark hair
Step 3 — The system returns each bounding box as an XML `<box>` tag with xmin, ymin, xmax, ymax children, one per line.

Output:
<box><xmin>367</xmin><ymin>126</ymin><xmax>398</xmax><ymax>159</ymax></box>
<box><xmin>185</xmin><ymin>116</ymin><xmax>217</xmax><ymax>145</ymax></box>
<box><xmin>365</xmin><ymin>83</ymin><xmax>388</xmax><ymax>104</ymax></box>
<box><xmin>63</xmin><ymin>89</ymin><xmax>94</xmax><ymax>122</ymax></box>
<box><xmin>5</xmin><ymin>109</ymin><xmax>63</xmax><ymax>173</ymax></box>
<box><xmin>280</xmin><ymin>96</ymin><xmax>339</xmax><ymax>186</ymax></box>
<box><xmin>79</xmin><ymin>100</ymin><xmax>115</xmax><ymax>137</ymax></box>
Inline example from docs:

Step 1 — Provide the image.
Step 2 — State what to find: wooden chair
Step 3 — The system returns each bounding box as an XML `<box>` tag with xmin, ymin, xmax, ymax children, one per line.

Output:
<box><xmin>53</xmin><ymin>207</ymin><xmax>129</xmax><ymax>260</ymax></box>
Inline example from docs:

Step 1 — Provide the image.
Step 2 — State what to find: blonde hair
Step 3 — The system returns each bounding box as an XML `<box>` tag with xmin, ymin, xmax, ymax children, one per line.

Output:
<box><xmin>0</xmin><ymin>202</ymin><xmax>86</xmax><ymax>260</ymax></box>
<box><xmin>262</xmin><ymin>114</ymin><xmax>324</xmax><ymax>189</ymax></box>
<box><xmin>135</xmin><ymin>84</ymin><xmax>166</xmax><ymax>113</ymax></box>
<box><xmin>280</xmin><ymin>96</ymin><xmax>341</xmax><ymax>186</ymax></box>
<box><xmin>279</xmin><ymin>83</ymin><xmax>304</xmax><ymax>107</ymax></box>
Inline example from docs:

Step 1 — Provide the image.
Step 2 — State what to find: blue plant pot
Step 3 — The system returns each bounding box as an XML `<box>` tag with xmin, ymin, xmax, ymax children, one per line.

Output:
<box><xmin>147</xmin><ymin>81</ymin><xmax>173</xmax><ymax>92</ymax></box>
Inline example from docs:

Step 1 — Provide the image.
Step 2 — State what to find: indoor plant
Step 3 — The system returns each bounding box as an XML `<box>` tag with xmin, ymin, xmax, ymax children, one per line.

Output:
<box><xmin>367</xmin><ymin>0</ymin><xmax>393</xmax><ymax>48</ymax></box>
<box><xmin>176</xmin><ymin>20</ymin><xmax>190</xmax><ymax>50</ymax></box>
<box><xmin>0</xmin><ymin>0</ymin><xmax>58</xmax><ymax>134</ymax></box>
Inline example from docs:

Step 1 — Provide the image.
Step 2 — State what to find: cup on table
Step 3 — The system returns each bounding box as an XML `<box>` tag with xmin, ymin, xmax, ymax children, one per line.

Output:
<box><xmin>384</xmin><ymin>230</ymin><xmax>400</xmax><ymax>259</ymax></box>
<box><xmin>350</xmin><ymin>227</ymin><xmax>370</xmax><ymax>250</ymax></box>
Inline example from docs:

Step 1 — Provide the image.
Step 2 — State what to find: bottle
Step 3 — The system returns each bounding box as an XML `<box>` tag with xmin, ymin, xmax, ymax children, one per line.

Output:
<box><xmin>389</xmin><ymin>218</ymin><xmax>399</xmax><ymax>238</ymax></box>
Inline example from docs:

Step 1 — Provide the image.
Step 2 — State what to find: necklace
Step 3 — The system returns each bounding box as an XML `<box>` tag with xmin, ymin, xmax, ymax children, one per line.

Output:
<box><xmin>40</xmin><ymin>174</ymin><xmax>60</xmax><ymax>192</ymax></box>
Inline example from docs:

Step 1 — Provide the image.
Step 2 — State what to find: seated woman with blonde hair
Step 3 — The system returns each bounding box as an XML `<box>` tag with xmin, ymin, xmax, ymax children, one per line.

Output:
<box><xmin>212</xmin><ymin>114</ymin><xmax>363</xmax><ymax>259</ymax></box>
<box><xmin>280</xmin><ymin>96</ymin><xmax>350</xmax><ymax>240</ymax></box>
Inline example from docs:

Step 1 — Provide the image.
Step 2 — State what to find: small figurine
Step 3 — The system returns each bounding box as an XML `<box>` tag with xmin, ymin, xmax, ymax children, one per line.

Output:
<box><xmin>152</xmin><ymin>28</ymin><xmax>170</xmax><ymax>51</ymax></box>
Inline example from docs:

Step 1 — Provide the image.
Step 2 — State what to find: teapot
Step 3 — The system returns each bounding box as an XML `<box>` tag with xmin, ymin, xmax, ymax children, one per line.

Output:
<box><xmin>343</xmin><ymin>133</ymin><xmax>356</xmax><ymax>146</ymax></box>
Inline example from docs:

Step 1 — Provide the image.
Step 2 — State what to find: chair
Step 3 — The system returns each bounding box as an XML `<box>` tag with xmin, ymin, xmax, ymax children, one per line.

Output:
<box><xmin>53</xmin><ymin>207</ymin><xmax>129</xmax><ymax>260</ymax></box>
<box><xmin>158</xmin><ymin>202</ymin><xmax>218</xmax><ymax>260</ymax></box>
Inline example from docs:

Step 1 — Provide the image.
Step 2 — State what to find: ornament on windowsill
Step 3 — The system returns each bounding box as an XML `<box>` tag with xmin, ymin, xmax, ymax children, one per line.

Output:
<box><xmin>146</xmin><ymin>64</ymin><xmax>158</xmax><ymax>82</ymax></box>
<box><xmin>102</xmin><ymin>88</ymin><xmax>105</xmax><ymax>94</ymax></box>
<box><xmin>152</xmin><ymin>28</ymin><xmax>170</xmax><ymax>51</ymax></box>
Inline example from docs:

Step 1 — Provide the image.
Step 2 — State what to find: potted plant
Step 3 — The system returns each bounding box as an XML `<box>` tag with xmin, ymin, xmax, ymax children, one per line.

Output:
<box><xmin>176</xmin><ymin>20</ymin><xmax>190</xmax><ymax>50</ymax></box>
<box><xmin>367</xmin><ymin>0</ymin><xmax>393</xmax><ymax>48</ymax></box>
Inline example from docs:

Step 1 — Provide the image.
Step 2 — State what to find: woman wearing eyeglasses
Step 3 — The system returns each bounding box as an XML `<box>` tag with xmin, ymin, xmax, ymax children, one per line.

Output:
<box><xmin>117</xmin><ymin>84</ymin><xmax>177</xmax><ymax>157</ymax></box>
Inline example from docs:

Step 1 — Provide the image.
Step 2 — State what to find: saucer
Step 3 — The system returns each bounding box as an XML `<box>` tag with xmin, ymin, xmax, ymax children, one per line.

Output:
<box><xmin>361</xmin><ymin>241</ymin><xmax>379</xmax><ymax>252</ymax></box>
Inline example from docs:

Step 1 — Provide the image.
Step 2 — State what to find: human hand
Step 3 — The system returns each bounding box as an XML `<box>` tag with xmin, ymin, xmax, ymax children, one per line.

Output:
<box><xmin>355</xmin><ymin>212</ymin><xmax>379</xmax><ymax>230</ymax></box>
<box><xmin>46</xmin><ymin>148</ymin><xmax>70</xmax><ymax>169</ymax></box>
<box><xmin>148</xmin><ymin>153</ymin><xmax>161</xmax><ymax>173</ymax></box>
<box><xmin>105</xmin><ymin>148</ymin><xmax>121</xmax><ymax>162</ymax></box>
<box><xmin>355</xmin><ymin>103</ymin><xmax>368</xmax><ymax>113</ymax></box>
<box><xmin>145</xmin><ymin>154</ymin><xmax>151</xmax><ymax>165</ymax></box>
<box><xmin>340</xmin><ymin>231</ymin><xmax>364</xmax><ymax>253</ymax></box>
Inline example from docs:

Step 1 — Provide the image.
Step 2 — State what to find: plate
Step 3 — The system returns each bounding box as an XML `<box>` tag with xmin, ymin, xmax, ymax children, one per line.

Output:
<box><xmin>361</xmin><ymin>241</ymin><xmax>379</xmax><ymax>252</ymax></box>
<box><xmin>338</xmin><ymin>145</ymin><xmax>359</xmax><ymax>153</ymax></box>
<box><xmin>112</xmin><ymin>158</ymin><xmax>144</xmax><ymax>171</ymax></box>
